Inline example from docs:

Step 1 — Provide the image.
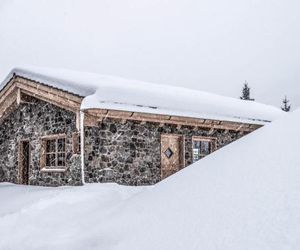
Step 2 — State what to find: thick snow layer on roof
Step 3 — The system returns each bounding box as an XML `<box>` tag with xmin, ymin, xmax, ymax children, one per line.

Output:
<box><xmin>1</xmin><ymin>67</ymin><xmax>284</xmax><ymax>124</ymax></box>
<box><xmin>0</xmin><ymin>109</ymin><xmax>299</xmax><ymax>250</ymax></box>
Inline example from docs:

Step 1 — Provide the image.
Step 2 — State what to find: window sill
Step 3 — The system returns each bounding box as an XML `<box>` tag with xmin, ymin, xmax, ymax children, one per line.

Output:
<box><xmin>40</xmin><ymin>168</ymin><xmax>67</xmax><ymax>173</ymax></box>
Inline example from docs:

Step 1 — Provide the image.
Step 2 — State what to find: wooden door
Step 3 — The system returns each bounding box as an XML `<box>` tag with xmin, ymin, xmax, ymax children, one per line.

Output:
<box><xmin>19</xmin><ymin>140</ymin><xmax>30</xmax><ymax>185</ymax></box>
<box><xmin>161</xmin><ymin>134</ymin><xmax>184</xmax><ymax>179</ymax></box>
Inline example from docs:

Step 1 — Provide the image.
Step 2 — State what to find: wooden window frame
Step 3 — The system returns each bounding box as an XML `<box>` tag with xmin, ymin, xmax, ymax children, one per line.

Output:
<box><xmin>72</xmin><ymin>132</ymin><xmax>81</xmax><ymax>155</ymax></box>
<box><xmin>40</xmin><ymin>134</ymin><xmax>67</xmax><ymax>172</ymax></box>
<box><xmin>192</xmin><ymin>136</ymin><xmax>216</xmax><ymax>162</ymax></box>
<box><xmin>18</xmin><ymin>139</ymin><xmax>31</xmax><ymax>184</ymax></box>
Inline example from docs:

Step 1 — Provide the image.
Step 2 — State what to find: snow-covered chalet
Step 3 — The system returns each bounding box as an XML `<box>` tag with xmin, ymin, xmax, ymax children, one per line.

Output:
<box><xmin>0</xmin><ymin>67</ymin><xmax>283</xmax><ymax>186</ymax></box>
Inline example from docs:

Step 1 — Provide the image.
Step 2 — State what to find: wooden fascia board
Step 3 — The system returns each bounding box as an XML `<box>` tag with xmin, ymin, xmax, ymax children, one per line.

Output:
<box><xmin>83</xmin><ymin>108</ymin><xmax>261</xmax><ymax>132</ymax></box>
<box><xmin>15</xmin><ymin>81</ymin><xmax>82</xmax><ymax>113</ymax></box>
<box><xmin>0</xmin><ymin>76</ymin><xmax>83</xmax><ymax>119</ymax></box>
<box><xmin>15</xmin><ymin>76</ymin><xmax>83</xmax><ymax>103</ymax></box>
<box><xmin>0</xmin><ymin>88</ymin><xmax>18</xmax><ymax>120</ymax></box>
<box><xmin>20</xmin><ymin>87</ymin><xmax>79</xmax><ymax>112</ymax></box>
<box><xmin>0</xmin><ymin>77</ymin><xmax>17</xmax><ymax>106</ymax></box>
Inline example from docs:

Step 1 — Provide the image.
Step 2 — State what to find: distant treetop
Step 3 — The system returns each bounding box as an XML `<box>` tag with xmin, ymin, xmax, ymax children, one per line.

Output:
<box><xmin>281</xmin><ymin>96</ymin><xmax>291</xmax><ymax>112</ymax></box>
<box><xmin>240</xmin><ymin>81</ymin><xmax>255</xmax><ymax>101</ymax></box>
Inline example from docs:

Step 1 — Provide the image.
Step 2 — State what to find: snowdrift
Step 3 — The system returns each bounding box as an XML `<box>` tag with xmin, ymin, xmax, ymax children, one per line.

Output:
<box><xmin>1</xmin><ymin>109</ymin><xmax>299</xmax><ymax>250</ymax></box>
<box><xmin>111</xmin><ymin>109</ymin><xmax>300</xmax><ymax>250</ymax></box>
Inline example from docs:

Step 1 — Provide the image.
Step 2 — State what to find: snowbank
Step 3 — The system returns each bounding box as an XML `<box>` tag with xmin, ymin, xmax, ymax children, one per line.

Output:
<box><xmin>0</xmin><ymin>108</ymin><xmax>299</xmax><ymax>250</ymax></box>
<box><xmin>111</xmin><ymin>108</ymin><xmax>300</xmax><ymax>250</ymax></box>
<box><xmin>1</xmin><ymin>66</ymin><xmax>283</xmax><ymax>124</ymax></box>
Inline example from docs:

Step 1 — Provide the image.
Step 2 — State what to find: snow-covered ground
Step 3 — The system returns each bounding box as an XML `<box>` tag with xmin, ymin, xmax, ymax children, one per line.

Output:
<box><xmin>1</xmin><ymin>109</ymin><xmax>300</xmax><ymax>250</ymax></box>
<box><xmin>0</xmin><ymin>184</ymin><xmax>147</xmax><ymax>250</ymax></box>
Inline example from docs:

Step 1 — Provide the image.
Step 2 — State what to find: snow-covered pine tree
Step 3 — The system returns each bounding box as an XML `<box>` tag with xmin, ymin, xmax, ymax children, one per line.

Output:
<box><xmin>281</xmin><ymin>96</ymin><xmax>291</xmax><ymax>112</ymax></box>
<box><xmin>240</xmin><ymin>81</ymin><xmax>254</xmax><ymax>101</ymax></box>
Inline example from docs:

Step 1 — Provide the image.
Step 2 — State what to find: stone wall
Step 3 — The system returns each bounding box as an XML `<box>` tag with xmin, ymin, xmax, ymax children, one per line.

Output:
<box><xmin>84</xmin><ymin>118</ymin><xmax>247</xmax><ymax>186</ymax></box>
<box><xmin>0</xmin><ymin>93</ymin><xmax>249</xmax><ymax>187</ymax></box>
<box><xmin>0</xmin><ymin>94</ymin><xmax>82</xmax><ymax>186</ymax></box>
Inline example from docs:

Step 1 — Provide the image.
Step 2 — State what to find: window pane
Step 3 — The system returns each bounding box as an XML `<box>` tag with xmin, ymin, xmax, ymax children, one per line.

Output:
<box><xmin>201</xmin><ymin>141</ymin><xmax>210</xmax><ymax>155</ymax></box>
<box><xmin>46</xmin><ymin>139</ymin><xmax>56</xmax><ymax>153</ymax></box>
<box><xmin>193</xmin><ymin>148</ymin><xmax>200</xmax><ymax>162</ymax></box>
<box><xmin>193</xmin><ymin>141</ymin><xmax>201</xmax><ymax>149</ymax></box>
<box><xmin>57</xmin><ymin>138</ymin><xmax>65</xmax><ymax>152</ymax></box>
<box><xmin>57</xmin><ymin>153</ymin><xmax>65</xmax><ymax>167</ymax></box>
<box><xmin>192</xmin><ymin>140</ymin><xmax>201</xmax><ymax>162</ymax></box>
<box><xmin>46</xmin><ymin>153</ymin><xmax>56</xmax><ymax>167</ymax></box>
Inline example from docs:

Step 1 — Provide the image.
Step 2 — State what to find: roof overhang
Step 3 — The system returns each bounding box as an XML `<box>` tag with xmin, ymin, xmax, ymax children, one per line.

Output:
<box><xmin>0</xmin><ymin>73</ymin><xmax>264</xmax><ymax>133</ymax></box>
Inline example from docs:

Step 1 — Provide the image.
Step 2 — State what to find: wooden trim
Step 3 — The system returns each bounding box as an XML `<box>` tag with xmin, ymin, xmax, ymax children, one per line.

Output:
<box><xmin>72</xmin><ymin>132</ymin><xmax>81</xmax><ymax>155</ymax></box>
<box><xmin>15</xmin><ymin>76</ymin><xmax>83</xmax><ymax>102</ymax></box>
<box><xmin>0</xmin><ymin>76</ymin><xmax>83</xmax><ymax>120</ymax></box>
<box><xmin>18</xmin><ymin>139</ymin><xmax>31</xmax><ymax>185</ymax></box>
<box><xmin>76</xmin><ymin>111</ymin><xmax>81</xmax><ymax>130</ymax></box>
<box><xmin>19</xmin><ymin>87</ymin><xmax>80</xmax><ymax>113</ymax></box>
<box><xmin>180</xmin><ymin>136</ymin><xmax>185</xmax><ymax>170</ymax></box>
<box><xmin>84</xmin><ymin>108</ymin><xmax>262</xmax><ymax>132</ymax></box>
<box><xmin>192</xmin><ymin>135</ymin><xmax>217</xmax><ymax>142</ymax></box>
<box><xmin>0</xmin><ymin>89</ymin><xmax>18</xmax><ymax>119</ymax></box>
<box><xmin>40</xmin><ymin>134</ymin><xmax>67</xmax><ymax>171</ymax></box>
<box><xmin>192</xmin><ymin>136</ymin><xmax>217</xmax><ymax>160</ymax></box>
<box><xmin>41</xmin><ymin>133</ymin><xmax>66</xmax><ymax>140</ymax></box>
<box><xmin>16</xmin><ymin>88</ymin><xmax>21</xmax><ymax>105</ymax></box>
<box><xmin>0</xmin><ymin>76</ymin><xmax>16</xmax><ymax>105</ymax></box>
<box><xmin>40</xmin><ymin>168</ymin><xmax>66</xmax><ymax>173</ymax></box>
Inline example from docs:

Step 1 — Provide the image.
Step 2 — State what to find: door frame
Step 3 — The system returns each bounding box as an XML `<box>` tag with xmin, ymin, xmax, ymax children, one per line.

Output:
<box><xmin>18</xmin><ymin>139</ymin><xmax>31</xmax><ymax>185</ymax></box>
<box><xmin>160</xmin><ymin>133</ymin><xmax>185</xmax><ymax>179</ymax></box>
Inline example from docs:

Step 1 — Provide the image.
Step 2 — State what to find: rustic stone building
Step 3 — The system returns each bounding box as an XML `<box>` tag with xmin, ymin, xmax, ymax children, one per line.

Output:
<box><xmin>0</xmin><ymin>67</ymin><xmax>283</xmax><ymax>186</ymax></box>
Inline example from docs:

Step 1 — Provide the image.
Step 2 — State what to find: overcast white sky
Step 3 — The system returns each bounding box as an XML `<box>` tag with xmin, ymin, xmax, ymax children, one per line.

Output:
<box><xmin>0</xmin><ymin>0</ymin><xmax>299</xmax><ymax>108</ymax></box>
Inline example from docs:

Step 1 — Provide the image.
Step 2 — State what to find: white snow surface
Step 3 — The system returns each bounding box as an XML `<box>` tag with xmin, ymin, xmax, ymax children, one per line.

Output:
<box><xmin>1</xmin><ymin>108</ymin><xmax>300</xmax><ymax>250</ymax></box>
<box><xmin>1</xmin><ymin>66</ymin><xmax>283</xmax><ymax>124</ymax></box>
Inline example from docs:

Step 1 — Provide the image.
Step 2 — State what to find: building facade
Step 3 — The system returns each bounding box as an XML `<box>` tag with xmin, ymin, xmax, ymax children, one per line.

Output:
<box><xmin>0</xmin><ymin>71</ymin><xmax>270</xmax><ymax>186</ymax></box>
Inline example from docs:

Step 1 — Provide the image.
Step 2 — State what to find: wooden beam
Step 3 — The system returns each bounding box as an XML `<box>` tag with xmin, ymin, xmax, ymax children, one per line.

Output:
<box><xmin>0</xmin><ymin>78</ymin><xmax>17</xmax><ymax>106</ymax></box>
<box><xmin>208</xmin><ymin>127</ymin><xmax>215</xmax><ymax>135</ymax></box>
<box><xmin>19</xmin><ymin>88</ymin><xmax>80</xmax><ymax>113</ymax></box>
<box><xmin>16</xmin><ymin>88</ymin><xmax>21</xmax><ymax>105</ymax></box>
<box><xmin>0</xmin><ymin>89</ymin><xmax>18</xmax><ymax>119</ymax></box>
<box><xmin>83</xmin><ymin>108</ymin><xmax>261</xmax><ymax>132</ymax></box>
<box><xmin>76</xmin><ymin>111</ymin><xmax>81</xmax><ymax>130</ymax></box>
<box><xmin>15</xmin><ymin>76</ymin><xmax>83</xmax><ymax>103</ymax></box>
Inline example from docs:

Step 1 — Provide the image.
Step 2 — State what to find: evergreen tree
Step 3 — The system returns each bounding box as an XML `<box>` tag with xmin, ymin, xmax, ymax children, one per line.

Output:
<box><xmin>281</xmin><ymin>96</ymin><xmax>291</xmax><ymax>112</ymax></box>
<box><xmin>240</xmin><ymin>81</ymin><xmax>254</xmax><ymax>101</ymax></box>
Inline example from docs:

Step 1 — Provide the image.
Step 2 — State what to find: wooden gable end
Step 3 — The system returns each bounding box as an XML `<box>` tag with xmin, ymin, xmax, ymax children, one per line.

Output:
<box><xmin>0</xmin><ymin>75</ymin><xmax>83</xmax><ymax>126</ymax></box>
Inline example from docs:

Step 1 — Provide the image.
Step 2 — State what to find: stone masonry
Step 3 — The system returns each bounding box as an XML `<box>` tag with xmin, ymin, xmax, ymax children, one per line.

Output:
<box><xmin>0</xmin><ymin>93</ymin><xmax>248</xmax><ymax>187</ymax></box>
<box><xmin>84</xmin><ymin>118</ymin><xmax>247</xmax><ymax>186</ymax></box>
<box><xmin>0</xmin><ymin>94</ymin><xmax>82</xmax><ymax>186</ymax></box>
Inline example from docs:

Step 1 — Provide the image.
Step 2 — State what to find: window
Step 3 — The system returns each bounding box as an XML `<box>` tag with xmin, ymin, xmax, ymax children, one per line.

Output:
<box><xmin>72</xmin><ymin>132</ymin><xmax>81</xmax><ymax>155</ymax></box>
<box><xmin>192</xmin><ymin>137</ymin><xmax>215</xmax><ymax>162</ymax></box>
<box><xmin>41</xmin><ymin>135</ymin><xmax>66</xmax><ymax>170</ymax></box>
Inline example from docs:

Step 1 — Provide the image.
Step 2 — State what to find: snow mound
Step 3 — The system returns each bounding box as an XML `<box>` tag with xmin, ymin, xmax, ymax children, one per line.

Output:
<box><xmin>1</xmin><ymin>66</ymin><xmax>283</xmax><ymax>124</ymax></box>
<box><xmin>111</xmin><ymin>108</ymin><xmax>300</xmax><ymax>250</ymax></box>
<box><xmin>0</xmin><ymin>109</ymin><xmax>298</xmax><ymax>250</ymax></box>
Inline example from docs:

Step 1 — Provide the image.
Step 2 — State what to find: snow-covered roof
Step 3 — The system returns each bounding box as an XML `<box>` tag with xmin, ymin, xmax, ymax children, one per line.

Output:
<box><xmin>1</xmin><ymin>66</ymin><xmax>284</xmax><ymax>124</ymax></box>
